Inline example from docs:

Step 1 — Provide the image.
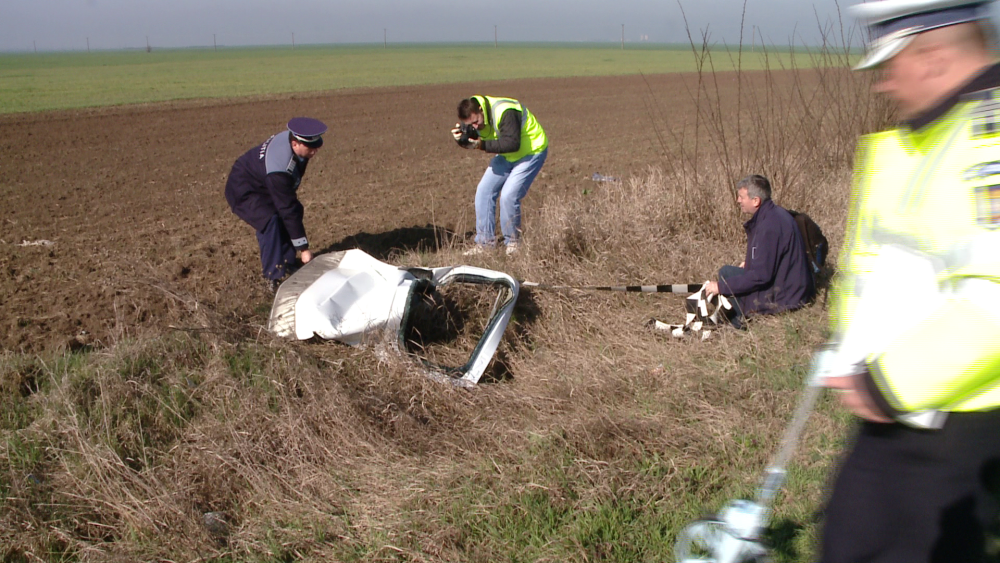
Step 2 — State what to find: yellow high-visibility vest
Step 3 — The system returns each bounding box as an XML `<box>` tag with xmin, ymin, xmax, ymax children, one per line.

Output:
<box><xmin>831</xmin><ymin>87</ymin><xmax>1000</xmax><ymax>413</ymax></box>
<box><xmin>472</xmin><ymin>95</ymin><xmax>547</xmax><ymax>162</ymax></box>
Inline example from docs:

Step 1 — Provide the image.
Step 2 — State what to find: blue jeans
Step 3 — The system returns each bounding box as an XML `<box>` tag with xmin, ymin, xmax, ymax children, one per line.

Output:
<box><xmin>474</xmin><ymin>148</ymin><xmax>547</xmax><ymax>246</ymax></box>
<box><xmin>256</xmin><ymin>214</ymin><xmax>297</xmax><ymax>281</ymax></box>
<box><xmin>718</xmin><ymin>265</ymin><xmax>746</xmax><ymax>329</ymax></box>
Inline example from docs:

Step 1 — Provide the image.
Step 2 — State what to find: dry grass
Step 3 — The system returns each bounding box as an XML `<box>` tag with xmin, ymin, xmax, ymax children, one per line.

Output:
<box><xmin>1</xmin><ymin>21</ymin><xmax>893</xmax><ymax>563</ymax></box>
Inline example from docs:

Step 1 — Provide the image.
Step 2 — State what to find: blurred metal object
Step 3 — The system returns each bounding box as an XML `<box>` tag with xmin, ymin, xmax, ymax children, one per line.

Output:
<box><xmin>202</xmin><ymin>511</ymin><xmax>229</xmax><ymax>537</ymax></box>
<box><xmin>674</xmin><ymin>349</ymin><xmax>836</xmax><ymax>563</ymax></box>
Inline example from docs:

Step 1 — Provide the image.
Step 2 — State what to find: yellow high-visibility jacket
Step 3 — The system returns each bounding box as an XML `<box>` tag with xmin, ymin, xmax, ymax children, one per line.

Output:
<box><xmin>472</xmin><ymin>95</ymin><xmax>547</xmax><ymax>162</ymax></box>
<box><xmin>831</xmin><ymin>87</ymin><xmax>1000</xmax><ymax>414</ymax></box>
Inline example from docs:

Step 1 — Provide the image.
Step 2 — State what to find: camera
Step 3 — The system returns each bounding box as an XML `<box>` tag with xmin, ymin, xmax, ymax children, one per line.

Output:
<box><xmin>455</xmin><ymin>122</ymin><xmax>480</xmax><ymax>148</ymax></box>
<box><xmin>459</xmin><ymin>122</ymin><xmax>479</xmax><ymax>141</ymax></box>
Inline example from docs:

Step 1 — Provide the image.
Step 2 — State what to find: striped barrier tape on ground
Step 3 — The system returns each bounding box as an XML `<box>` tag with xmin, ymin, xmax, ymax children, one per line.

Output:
<box><xmin>520</xmin><ymin>281</ymin><xmax>703</xmax><ymax>293</ymax></box>
<box><xmin>521</xmin><ymin>280</ymin><xmax>732</xmax><ymax>339</ymax></box>
<box><xmin>648</xmin><ymin>285</ymin><xmax>733</xmax><ymax>340</ymax></box>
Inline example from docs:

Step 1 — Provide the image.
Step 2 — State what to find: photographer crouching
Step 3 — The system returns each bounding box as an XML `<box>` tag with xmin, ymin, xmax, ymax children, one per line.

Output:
<box><xmin>451</xmin><ymin>96</ymin><xmax>548</xmax><ymax>256</ymax></box>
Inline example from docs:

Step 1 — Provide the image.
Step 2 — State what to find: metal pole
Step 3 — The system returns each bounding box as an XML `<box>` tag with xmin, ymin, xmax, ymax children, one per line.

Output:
<box><xmin>521</xmin><ymin>281</ymin><xmax>701</xmax><ymax>294</ymax></box>
<box><xmin>384</xmin><ymin>28</ymin><xmax>387</xmax><ymax>49</ymax></box>
<box><xmin>292</xmin><ymin>32</ymin><xmax>295</xmax><ymax>49</ymax></box>
<box><xmin>146</xmin><ymin>35</ymin><xmax>150</xmax><ymax>52</ymax></box>
<box><xmin>621</xmin><ymin>24</ymin><xmax>624</xmax><ymax>50</ymax></box>
<box><xmin>33</xmin><ymin>41</ymin><xmax>37</xmax><ymax>53</ymax></box>
<box><xmin>214</xmin><ymin>33</ymin><xmax>217</xmax><ymax>51</ymax></box>
<box><xmin>494</xmin><ymin>25</ymin><xmax>497</xmax><ymax>48</ymax></box>
<box><xmin>87</xmin><ymin>37</ymin><xmax>90</xmax><ymax>53</ymax></box>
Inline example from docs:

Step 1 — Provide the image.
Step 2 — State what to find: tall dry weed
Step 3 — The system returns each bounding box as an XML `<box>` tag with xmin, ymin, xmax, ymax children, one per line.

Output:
<box><xmin>636</xmin><ymin>3</ymin><xmax>894</xmax><ymax>243</ymax></box>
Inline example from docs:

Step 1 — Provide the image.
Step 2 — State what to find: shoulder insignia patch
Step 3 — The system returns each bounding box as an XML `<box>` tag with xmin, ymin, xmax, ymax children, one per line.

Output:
<box><xmin>975</xmin><ymin>184</ymin><xmax>1000</xmax><ymax>228</ymax></box>
<box><xmin>971</xmin><ymin>94</ymin><xmax>1000</xmax><ymax>139</ymax></box>
<box><xmin>285</xmin><ymin>157</ymin><xmax>296</xmax><ymax>175</ymax></box>
<box><xmin>259</xmin><ymin>135</ymin><xmax>275</xmax><ymax>160</ymax></box>
<box><xmin>964</xmin><ymin>161</ymin><xmax>1000</xmax><ymax>181</ymax></box>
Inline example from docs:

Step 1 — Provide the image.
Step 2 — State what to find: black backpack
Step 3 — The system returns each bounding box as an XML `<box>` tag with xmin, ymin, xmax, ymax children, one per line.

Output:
<box><xmin>787</xmin><ymin>210</ymin><xmax>829</xmax><ymax>276</ymax></box>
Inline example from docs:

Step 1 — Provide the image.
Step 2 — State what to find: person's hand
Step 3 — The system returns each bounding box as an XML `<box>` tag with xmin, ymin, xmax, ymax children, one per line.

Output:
<box><xmin>705</xmin><ymin>280</ymin><xmax>720</xmax><ymax>296</ymax></box>
<box><xmin>451</xmin><ymin>124</ymin><xmax>464</xmax><ymax>142</ymax></box>
<box><xmin>823</xmin><ymin>371</ymin><xmax>893</xmax><ymax>423</ymax></box>
<box><xmin>739</xmin><ymin>261</ymin><xmax>745</xmax><ymax>268</ymax></box>
<box><xmin>300</xmin><ymin>249</ymin><xmax>313</xmax><ymax>264</ymax></box>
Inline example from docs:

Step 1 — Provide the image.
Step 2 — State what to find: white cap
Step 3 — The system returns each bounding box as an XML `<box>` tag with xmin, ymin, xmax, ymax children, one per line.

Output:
<box><xmin>850</xmin><ymin>0</ymin><xmax>993</xmax><ymax>69</ymax></box>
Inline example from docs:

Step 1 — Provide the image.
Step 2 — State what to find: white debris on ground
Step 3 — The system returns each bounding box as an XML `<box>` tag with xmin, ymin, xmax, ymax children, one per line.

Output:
<box><xmin>268</xmin><ymin>249</ymin><xmax>519</xmax><ymax>386</ymax></box>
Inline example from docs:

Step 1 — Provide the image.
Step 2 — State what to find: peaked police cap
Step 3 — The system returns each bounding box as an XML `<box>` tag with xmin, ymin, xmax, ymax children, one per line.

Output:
<box><xmin>287</xmin><ymin>117</ymin><xmax>328</xmax><ymax>148</ymax></box>
<box><xmin>850</xmin><ymin>0</ymin><xmax>994</xmax><ymax>70</ymax></box>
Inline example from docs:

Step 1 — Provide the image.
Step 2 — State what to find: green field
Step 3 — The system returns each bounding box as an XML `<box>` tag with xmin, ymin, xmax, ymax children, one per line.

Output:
<box><xmin>0</xmin><ymin>43</ymin><xmax>833</xmax><ymax>114</ymax></box>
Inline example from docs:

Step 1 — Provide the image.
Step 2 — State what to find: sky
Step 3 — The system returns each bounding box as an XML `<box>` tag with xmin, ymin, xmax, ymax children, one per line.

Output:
<box><xmin>0</xmin><ymin>0</ymin><xmax>934</xmax><ymax>52</ymax></box>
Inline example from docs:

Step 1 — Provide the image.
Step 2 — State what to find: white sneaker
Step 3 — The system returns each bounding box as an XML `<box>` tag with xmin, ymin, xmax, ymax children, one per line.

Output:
<box><xmin>463</xmin><ymin>245</ymin><xmax>488</xmax><ymax>256</ymax></box>
<box><xmin>505</xmin><ymin>242</ymin><xmax>520</xmax><ymax>256</ymax></box>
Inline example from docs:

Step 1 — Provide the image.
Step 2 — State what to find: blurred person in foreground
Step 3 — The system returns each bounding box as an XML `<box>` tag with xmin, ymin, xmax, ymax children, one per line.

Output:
<box><xmin>224</xmin><ymin>117</ymin><xmax>326</xmax><ymax>293</ymax></box>
<box><xmin>451</xmin><ymin>95</ymin><xmax>548</xmax><ymax>255</ymax></box>
<box><xmin>704</xmin><ymin>174</ymin><xmax>815</xmax><ymax>329</ymax></box>
<box><xmin>819</xmin><ymin>0</ymin><xmax>1000</xmax><ymax>561</ymax></box>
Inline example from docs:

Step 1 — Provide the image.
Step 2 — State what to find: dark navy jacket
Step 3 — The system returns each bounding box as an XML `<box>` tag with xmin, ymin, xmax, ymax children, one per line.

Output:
<box><xmin>720</xmin><ymin>199</ymin><xmax>815</xmax><ymax>315</ymax></box>
<box><xmin>224</xmin><ymin>132</ymin><xmax>310</xmax><ymax>249</ymax></box>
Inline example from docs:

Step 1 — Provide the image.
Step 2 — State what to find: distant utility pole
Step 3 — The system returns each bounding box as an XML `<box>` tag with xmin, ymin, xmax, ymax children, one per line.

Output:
<box><xmin>494</xmin><ymin>25</ymin><xmax>498</xmax><ymax>48</ymax></box>
<box><xmin>621</xmin><ymin>24</ymin><xmax>624</xmax><ymax>50</ymax></box>
<box><xmin>33</xmin><ymin>41</ymin><xmax>37</xmax><ymax>53</ymax></box>
<box><xmin>213</xmin><ymin>33</ymin><xmax>217</xmax><ymax>51</ymax></box>
<box><xmin>86</xmin><ymin>37</ymin><xmax>90</xmax><ymax>53</ymax></box>
<box><xmin>384</xmin><ymin>28</ymin><xmax>387</xmax><ymax>49</ymax></box>
<box><xmin>146</xmin><ymin>35</ymin><xmax>151</xmax><ymax>53</ymax></box>
<box><xmin>292</xmin><ymin>32</ymin><xmax>295</xmax><ymax>49</ymax></box>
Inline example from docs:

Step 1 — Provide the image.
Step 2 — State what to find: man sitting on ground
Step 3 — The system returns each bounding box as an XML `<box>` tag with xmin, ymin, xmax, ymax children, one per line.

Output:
<box><xmin>705</xmin><ymin>174</ymin><xmax>815</xmax><ymax>328</ymax></box>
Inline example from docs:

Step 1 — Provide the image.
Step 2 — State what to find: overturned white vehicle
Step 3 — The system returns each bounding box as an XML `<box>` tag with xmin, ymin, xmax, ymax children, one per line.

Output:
<box><xmin>268</xmin><ymin>249</ymin><xmax>519</xmax><ymax>386</ymax></box>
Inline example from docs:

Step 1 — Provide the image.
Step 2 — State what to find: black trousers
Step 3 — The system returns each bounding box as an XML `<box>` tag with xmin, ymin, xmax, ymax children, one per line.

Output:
<box><xmin>717</xmin><ymin>265</ymin><xmax>746</xmax><ymax>329</ymax></box>
<box><xmin>820</xmin><ymin>410</ymin><xmax>1000</xmax><ymax>563</ymax></box>
<box><xmin>254</xmin><ymin>214</ymin><xmax>297</xmax><ymax>281</ymax></box>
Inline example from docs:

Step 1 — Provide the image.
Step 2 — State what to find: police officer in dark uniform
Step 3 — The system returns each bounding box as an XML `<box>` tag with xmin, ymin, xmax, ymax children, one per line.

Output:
<box><xmin>224</xmin><ymin>117</ymin><xmax>327</xmax><ymax>293</ymax></box>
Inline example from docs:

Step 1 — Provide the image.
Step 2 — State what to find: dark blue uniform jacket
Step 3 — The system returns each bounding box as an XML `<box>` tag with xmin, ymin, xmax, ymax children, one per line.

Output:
<box><xmin>225</xmin><ymin>132</ymin><xmax>310</xmax><ymax>249</ymax></box>
<box><xmin>720</xmin><ymin>199</ymin><xmax>815</xmax><ymax>315</ymax></box>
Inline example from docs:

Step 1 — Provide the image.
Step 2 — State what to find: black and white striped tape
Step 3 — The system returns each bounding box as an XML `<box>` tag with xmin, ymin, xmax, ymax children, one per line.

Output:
<box><xmin>520</xmin><ymin>280</ymin><xmax>732</xmax><ymax>338</ymax></box>
<box><xmin>521</xmin><ymin>281</ymin><xmax>702</xmax><ymax>294</ymax></box>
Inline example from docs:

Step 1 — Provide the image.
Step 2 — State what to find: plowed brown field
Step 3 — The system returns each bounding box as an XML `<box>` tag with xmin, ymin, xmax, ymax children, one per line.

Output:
<box><xmin>0</xmin><ymin>73</ymin><xmax>732</xmax><ymax>352</ymax></box>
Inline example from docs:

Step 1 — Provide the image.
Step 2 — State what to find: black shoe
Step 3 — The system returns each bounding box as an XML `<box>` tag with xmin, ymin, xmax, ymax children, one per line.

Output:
<box><xmin>265</xmin><ymin>278</ymin><xmax>280</xmax><ymax>294</ymax></box>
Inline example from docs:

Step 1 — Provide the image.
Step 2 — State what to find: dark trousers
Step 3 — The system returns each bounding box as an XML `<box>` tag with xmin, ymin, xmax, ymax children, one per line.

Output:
<box><xmin>820</xmin><ymin>411</ymin><xmax>1000</xmax><ymax>563</ymax></box>
<box><xmin>255</xmin><ymin>214</ymin><xmax>297</xmax><ymax>281</ymax></box>
<box><xmin>717</xmin><ymin>265</ymin><xmax>746</xmax><ymax>329</ymax></box>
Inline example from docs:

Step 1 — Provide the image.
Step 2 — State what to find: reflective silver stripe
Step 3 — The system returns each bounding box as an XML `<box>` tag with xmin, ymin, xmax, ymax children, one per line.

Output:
<box><xmin>518</xmin><ymin>105</ymin><xmax>531</xmax><ymax>133</ymax></box>
<box><xmin>851</xmin><ymin>275</ymin><xmax>864</xmax><ymax>298</ymax></box>
<box><xmin>954</xmin><ymin>277</ymin><xmax>1000</xmax><ymax>323</ymax></box>
<box><xmin>896</xmin><ymin>410</ymin><xmax>947</xmax><ymax>429</ymax></box>
<box><xmin>488</xmin><ymin>97</ymin><xmax>524</xmax><ymax>131</ymax></box>
<box><xmin>870</xmin><ymin>221</ymin><xmax>1000</xmax><ymax>274</ymax></box>
<box><xmin>846</xmin><ymin>244</ymin><xmax>945</xmax><ymax>300</ymax></box>
<box><xmin>944</xmin><ymin>232</ymin><xmax>1000</xmax><ymax>270</ymax></box>
<box><xmin>869</xmin><ymin>216</ymin><xmax>926</xmax><ymax>250</ymax></box>
<box><xmin>291</xmin><ymin>237</ymin><xmax>308</xmax><ymax>247</ymax></box>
